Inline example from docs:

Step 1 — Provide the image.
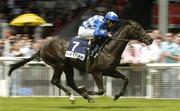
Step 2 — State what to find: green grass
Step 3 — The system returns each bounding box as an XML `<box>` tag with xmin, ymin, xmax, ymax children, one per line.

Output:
<box><xmin>1</xmin><ymin>97</ymin><xmax>180</xmax><ymax>111</ymax></box>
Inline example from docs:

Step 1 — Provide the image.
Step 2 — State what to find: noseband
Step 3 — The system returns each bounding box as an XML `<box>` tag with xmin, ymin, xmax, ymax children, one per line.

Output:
<box><xmin>137</xmin><ymin>32</ymin><xmax>146</xmax><ymax>42</ymax></box>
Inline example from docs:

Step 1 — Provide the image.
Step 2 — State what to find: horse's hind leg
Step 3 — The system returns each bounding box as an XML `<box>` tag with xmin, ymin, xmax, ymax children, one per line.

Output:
<box><xmin>51</xmin><ymin>68</ymin><xmax>71</xmax><ymax>96</ymax></box>
<box><xmin>103</xmin><ymin>69</ymin><xmax>128</xmax><ymax>100</ymax></box>
<box><xmin>64</xmin><ymin>66</ymin><xmax>94</xmax><ymax>103</ymax></box>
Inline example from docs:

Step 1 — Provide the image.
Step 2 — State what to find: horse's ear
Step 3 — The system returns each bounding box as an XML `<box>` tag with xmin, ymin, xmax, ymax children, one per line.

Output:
<box><xmin>128</xmin><ymin>20</ymin><xmax>141</xmax><ymax>30</ymax></box>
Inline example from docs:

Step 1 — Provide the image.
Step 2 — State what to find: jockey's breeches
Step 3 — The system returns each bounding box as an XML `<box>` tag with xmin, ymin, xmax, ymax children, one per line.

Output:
<box><xmin>78</xmin><ymin>26</ymin><xmax>94</xmax><ymax>39</ymax></box>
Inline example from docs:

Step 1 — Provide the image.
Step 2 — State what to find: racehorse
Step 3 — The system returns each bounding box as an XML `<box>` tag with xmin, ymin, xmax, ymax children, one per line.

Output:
<box><xmin>8</xmin><ymin>20</ymin><xmax>153</xmax><ymax>103</ymax></box>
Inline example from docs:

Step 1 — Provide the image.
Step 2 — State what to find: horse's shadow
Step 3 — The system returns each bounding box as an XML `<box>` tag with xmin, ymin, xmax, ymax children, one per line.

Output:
<box><xmin>58</xmin><ymin>106</ymin><xmax>139</xmax><ymax>109</ymax></box>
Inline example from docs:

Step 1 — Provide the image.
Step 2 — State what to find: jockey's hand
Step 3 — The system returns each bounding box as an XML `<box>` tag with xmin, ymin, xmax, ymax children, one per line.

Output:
<box><xmin>107</xmin><ymin>33</ymin><xmax>112</xmax><ymax>38</ymax></box>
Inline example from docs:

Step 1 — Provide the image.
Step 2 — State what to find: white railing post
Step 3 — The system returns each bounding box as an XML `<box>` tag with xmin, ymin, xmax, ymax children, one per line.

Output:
<box><xmin>106</xmin><ymin>77</ymin><xmax>112</xmax><ymax>96</ymax></box>
<box><xmin>0</xmin><ymin>80</ymin><xmax>8</xmax><ymax>97</ymax></box>
<box><xmin>146</xmin><ymin>68</ymin><xmax>153</xmax><ymax>98</ymax></box>
<box><xmin>0</xmin><ymin>61</ymin><xmax>11</xmax><ymax>97</ymax></box>
<box><xmin>60</xmin><ymin>72</ymin><xmax>66</xmax><ymax>96</ymax></box>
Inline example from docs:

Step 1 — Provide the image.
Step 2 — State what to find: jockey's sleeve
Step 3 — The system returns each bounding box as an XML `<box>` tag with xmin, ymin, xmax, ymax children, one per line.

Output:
<box><xmin>93</xmin><ymin>21</ymin><xmax>108</xmax><ymax>38</ymax></box>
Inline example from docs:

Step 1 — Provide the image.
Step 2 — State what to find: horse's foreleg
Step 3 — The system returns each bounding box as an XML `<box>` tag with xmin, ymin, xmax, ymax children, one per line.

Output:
<box><xmin>103</xmin><ymin>69</ymin><xmax>129</xmax><ymax>100</ymax></box>
<box><xmin>92</xmin><ymin>72</ymin><xmax>106</xmax><ymax>95</ymax></box>
<box><xmin>64</xmin><ymin>67</ymin><xmax>94</xmax><ymax>103</ymax></box>
<box><xmin>78</xmin><ymin>72</ymin><xmax>105</xmax><ymax>96</ymax></box>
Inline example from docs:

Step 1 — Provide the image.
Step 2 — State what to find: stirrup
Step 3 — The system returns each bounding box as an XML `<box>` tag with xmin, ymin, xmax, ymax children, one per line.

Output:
<box><xmin>90</xmin><ymin>51</ymin><xmax>94</xmax><ymax>57</ymax></box>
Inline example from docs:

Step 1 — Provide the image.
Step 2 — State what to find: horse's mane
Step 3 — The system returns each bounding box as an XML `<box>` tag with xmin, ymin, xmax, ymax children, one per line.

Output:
<box><xmin>112</xmin><ymin>19</ymin><xmax>136</xmax><ymax>37</ymax></box>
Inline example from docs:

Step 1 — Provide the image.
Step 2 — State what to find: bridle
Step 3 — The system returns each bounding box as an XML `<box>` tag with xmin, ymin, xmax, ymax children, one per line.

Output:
<box><xmin>111</xmin><ymin>25</ymin><xmax>147</xmax><ymax>42</ymax></box>
<box><xmin>111</xmin><ymin>37</ymin><xmax>130</xmax><ymax>41</ymax></box>
<box><xmin>137</xmin><ymin>32</ymin><xmax>147</xmax><ymax>42</ymax></box>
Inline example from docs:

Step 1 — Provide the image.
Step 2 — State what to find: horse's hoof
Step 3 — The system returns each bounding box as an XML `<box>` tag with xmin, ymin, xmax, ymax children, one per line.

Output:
<box><xmin>88</xmin><ymin>98</ymin><xmax>95</xmax><ymax>103</ymax></box>
<box><xmin>69</xmin><ymin>94</ymin><xmax>75</xmax><ymax>104</ymax></box>
<box><xmin>70</xmin><ymin>99</ymin><xmax>75</xmax><ymax>104</ymax></box>
<box><xmin>113</xmin><ymin>94</ymin><xmax>119</xmax><ymax>101</ymax></box>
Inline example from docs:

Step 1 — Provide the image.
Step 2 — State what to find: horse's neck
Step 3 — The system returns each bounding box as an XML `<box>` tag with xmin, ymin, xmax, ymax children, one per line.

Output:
<box><xmin>105</xmin><ymin>27</ymin><xmax>130</xmax><ymax>59</ymax></box>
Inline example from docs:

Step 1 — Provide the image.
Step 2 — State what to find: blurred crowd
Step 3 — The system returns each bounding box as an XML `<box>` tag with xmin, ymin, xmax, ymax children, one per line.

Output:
<box><xmin>0</xmin><ymin>0</ymin><xmax>179</xmax><ymax>64</ymax></box>
<box><xmin>0</xmin><ymin>29</ymin><xmax>179</xmax><ymax>64</ymax></box>
<box><xmin>0</xmin><ymin>29</ymin><xmax>51</xmax><ymax>58</ymax></box>
<box><xmin>121</xmin><ymin>30</ymin><xmax>180</xmax><ymax>63</ymax></box>
<box><xmin>0</xmin><ymin>0</ymin><xmax>91</xmax><ymax>36</ymax></box>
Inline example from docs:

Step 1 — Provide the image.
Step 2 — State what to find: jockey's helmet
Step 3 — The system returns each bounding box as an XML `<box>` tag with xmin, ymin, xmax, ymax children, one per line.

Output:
<box><xmin>104</xmin><ymin>11</ymin><xmax>120</xmax><ymax>22</ymax></box>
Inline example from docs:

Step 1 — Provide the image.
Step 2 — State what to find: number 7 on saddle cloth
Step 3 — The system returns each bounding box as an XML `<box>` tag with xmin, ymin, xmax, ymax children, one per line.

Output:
<box><xmin>65</xmin><ymin>37</ymin><xmax>89</xmax><ymax>61</ymax></box>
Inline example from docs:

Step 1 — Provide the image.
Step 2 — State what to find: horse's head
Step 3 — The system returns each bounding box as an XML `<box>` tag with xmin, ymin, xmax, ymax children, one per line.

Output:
<box><xmin>130</xmin><ymin>21</ymin><xmax>153</xmax><ymax>45</ymax></box>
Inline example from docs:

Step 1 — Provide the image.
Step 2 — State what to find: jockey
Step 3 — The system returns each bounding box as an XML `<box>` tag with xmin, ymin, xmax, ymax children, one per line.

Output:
<box><xmin>78</xmin><ymin>11</ymin><xmax>120</xmax><ymax>56</ymax></box>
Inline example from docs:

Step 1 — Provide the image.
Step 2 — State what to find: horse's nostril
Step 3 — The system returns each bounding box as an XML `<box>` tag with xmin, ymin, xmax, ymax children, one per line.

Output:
<box><xmin>148</xmin><ymin>39</ymin><xmax>153</xmax><ymax>45</ymax></box>
<box><xmin>150</xmin><ymin>39</ymin><xmax>153</xmax><ymax>44</ymax></box>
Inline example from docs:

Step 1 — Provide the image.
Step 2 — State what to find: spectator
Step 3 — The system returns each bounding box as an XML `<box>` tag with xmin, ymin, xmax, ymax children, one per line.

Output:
<box><xmin>4</xmin><ymin>42</ymin><xmax>22</xmax><ymax>57</ymax></box>
<box><xmin>20</xmin><ymin>40</ymin><xmax>33</xmax><ymax>58</ymax></box>
<box><xmin>0</xmin><ymin>40</ymin><xmax>4</xmax><ymax>56</ymax></box>
<box><xmin>140</xmin><ymin>43</ymin><xmax>154</xmax><ymax>63</ymax></box>
<box><xmin>152</xmin><ymin>29</ymin><xmax>162</xmax><ymax>39</ymax></box>
<box><xmin>3</xmin><ymin>29</ymin><xmax>14</xmax><ymax>39</ymax></box>
<box><xmin>3</xmin><ymin>29</ymin><xmax>14</xmax><ymax>56</ymax></box>
<box><xmin>174</xmin><ymin>33</ymin><xmax>180</xmax><ymax>62</ymax></box>
<box><xmin>160</xmin><ymin>33</ymin><xmax>179</xmax><ymax>63</ymax></box>
<box><xmin>122</xmin><ymin>45</ymin><xmax>141</xmax><ymax>64</ymax></box>
<box><xmin>31</xmin><ymin>42</ymin><xmax>41</xmax><ymax>54</ymax></box>
<box><xmin>129</xmin><ymin>40</ymin><xmax>142</xmax><ymax>51</ymax></box>
<box><xmin>149</xmin><ymin>36</ymin><xmax>163</xmax><ymax>62</ymax></box>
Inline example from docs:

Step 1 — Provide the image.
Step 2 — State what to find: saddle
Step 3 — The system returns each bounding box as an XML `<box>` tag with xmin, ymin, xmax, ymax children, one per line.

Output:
<box><xmin>65</xmin><ymin>37</ymin><xmax>108</xmax><ymax>72</ymax></box>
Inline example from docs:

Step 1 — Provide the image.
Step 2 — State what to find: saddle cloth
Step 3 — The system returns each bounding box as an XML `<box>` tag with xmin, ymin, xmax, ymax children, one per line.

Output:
<box><xmin>65</xmin><ymin>37</ymin><xmax>89</xmax><ymax>61</ymax></box>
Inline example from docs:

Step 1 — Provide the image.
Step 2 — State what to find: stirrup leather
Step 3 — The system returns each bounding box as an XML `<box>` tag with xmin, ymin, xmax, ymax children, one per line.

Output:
<box><xmin>86</xmin><ymin>40</ymin><xmax>92</xmax><ymax>73</ymax></box>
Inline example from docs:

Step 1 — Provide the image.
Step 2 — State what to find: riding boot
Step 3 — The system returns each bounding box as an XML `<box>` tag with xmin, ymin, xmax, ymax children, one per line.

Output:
<box><xmin>86</xmin><ymin>39</ymin><xmax>93</xmax><ymax>72</ymax></box>
<box><xmin>90</xmin><ymin>44</ymin><xmax>100</xmax><ymax>57</ymax></box>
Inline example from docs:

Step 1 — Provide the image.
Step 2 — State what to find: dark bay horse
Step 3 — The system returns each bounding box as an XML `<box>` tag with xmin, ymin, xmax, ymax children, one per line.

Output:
<box><xmin>8</xmin><ymin>20</ymin><xmax>153</xmax><ymax>102</ymax></box>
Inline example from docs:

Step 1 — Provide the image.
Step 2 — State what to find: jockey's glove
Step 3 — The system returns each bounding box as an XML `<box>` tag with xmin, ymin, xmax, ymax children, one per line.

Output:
<box><xmin>107</xmin><ymin>33</ymin><xmax>113</xmax><ymax>39</ymax></box>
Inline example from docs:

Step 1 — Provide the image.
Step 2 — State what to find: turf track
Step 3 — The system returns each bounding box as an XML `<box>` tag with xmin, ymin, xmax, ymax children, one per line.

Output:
<box><xmin>1</xmin><ymin>97</ymin><xmax>180</xmax><ymax>111</ymax></box>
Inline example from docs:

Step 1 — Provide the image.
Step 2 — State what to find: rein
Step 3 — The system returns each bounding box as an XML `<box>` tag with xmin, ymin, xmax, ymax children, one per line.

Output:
<box><xmin>111</xmin><ymin>30</ymin><xmax>146</xmax><ymax>42</ymax></box>
<box><xmin>111</xmin><ymin>30</ymin><xmax>131</xmax><ymax>42</ymax></box>
<box><xmin>111</xmin><ymin>37</ymin><xmax>130</xmax><ymax>41</ymax></box>
<box><xmin>110</xmin><ymin>22</ymin><xmax>132</xmax><ymax>42</ymax></box>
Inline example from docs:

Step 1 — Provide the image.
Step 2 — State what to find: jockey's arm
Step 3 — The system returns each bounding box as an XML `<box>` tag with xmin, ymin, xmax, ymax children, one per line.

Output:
<box><xmin>93</xmin><ymin>21</ymin><xmax>108</xmax><ymax>39</ymax></box>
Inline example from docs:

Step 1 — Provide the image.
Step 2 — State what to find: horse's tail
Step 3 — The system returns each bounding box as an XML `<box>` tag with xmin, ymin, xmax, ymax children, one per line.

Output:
<box><xmin>8</xmin><ymin>50</ymin><xmax>40</xmax><ymax>76</ymax></box>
